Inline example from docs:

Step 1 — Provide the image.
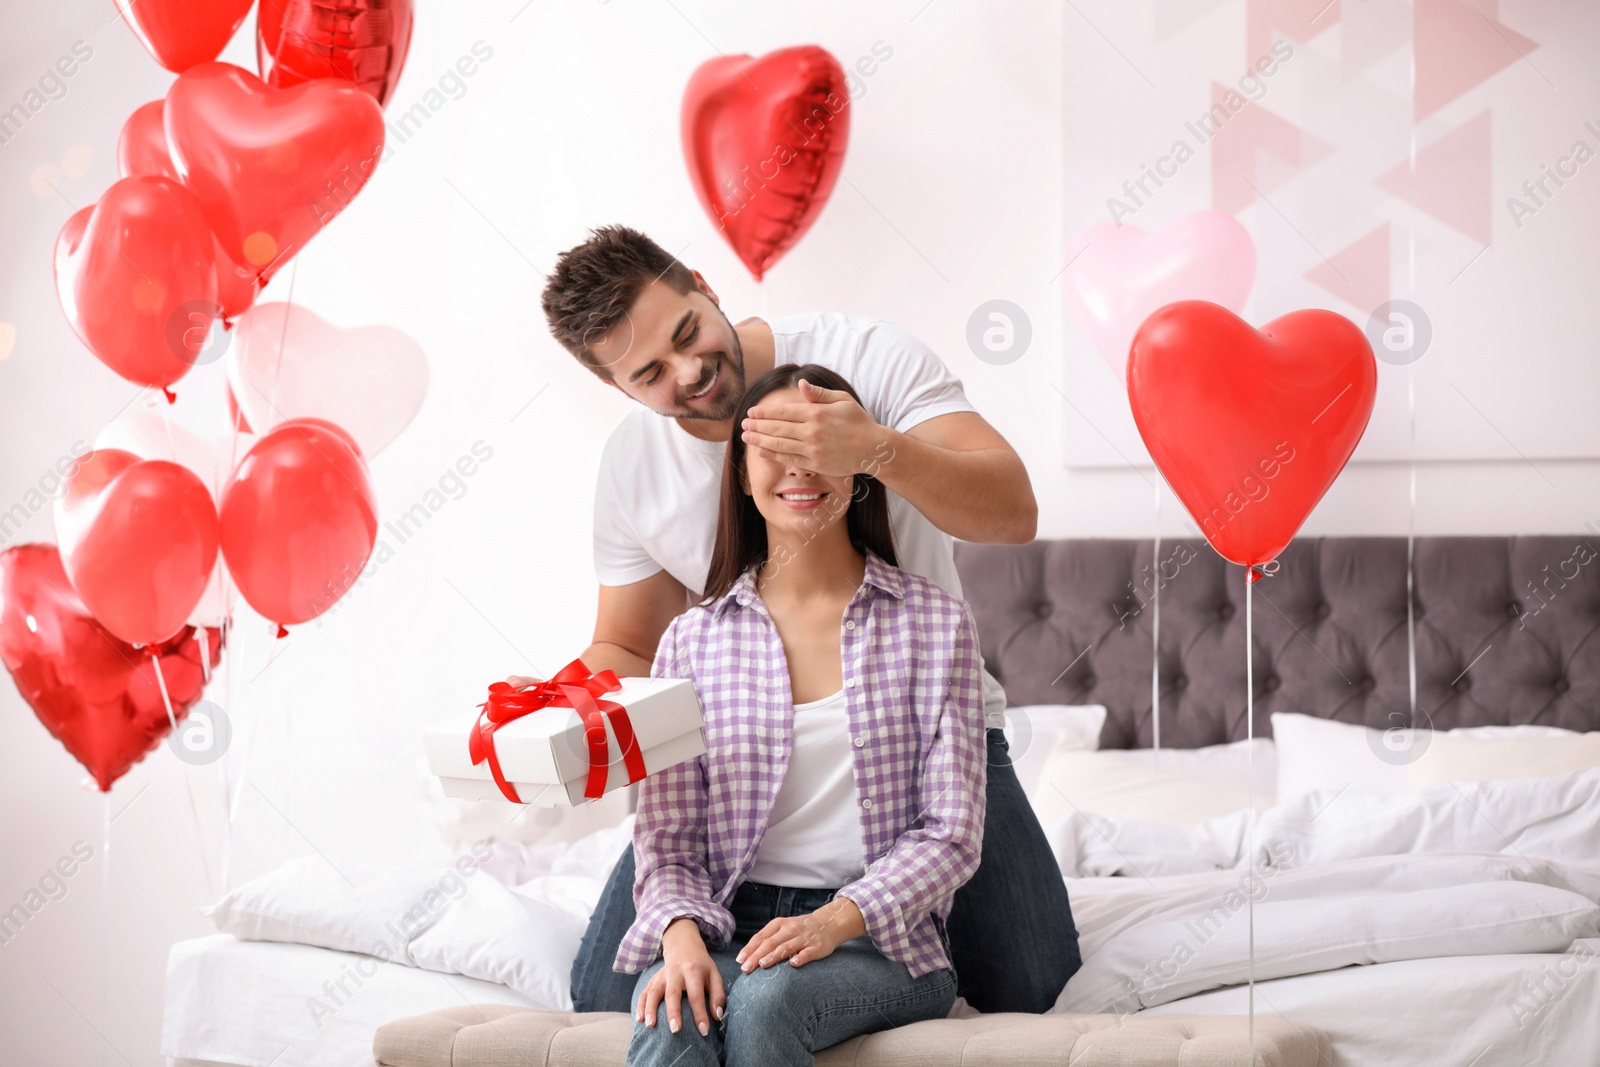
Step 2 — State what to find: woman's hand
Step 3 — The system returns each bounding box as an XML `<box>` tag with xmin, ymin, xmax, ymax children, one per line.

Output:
<box><xmin>736</xmin><ymin>895</ymin><xmax>866</xmax><ymax>972</ymax></box>
<box><xmin>638</xmin><ymin>917</ymin><xmax>725</xmax><ymax>1036</ymax></box>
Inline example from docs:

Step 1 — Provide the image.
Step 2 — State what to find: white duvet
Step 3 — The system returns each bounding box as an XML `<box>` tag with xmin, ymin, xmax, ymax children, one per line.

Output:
<box><xmin>1048</xmin><ymin>769</ymin><xmax>1600</xmax><ymax>1014</ymax></box>
<box><xmin>176</xmin><ymin>769</ymin><xmax>1600</xmax><ymax>1067</ymax></box>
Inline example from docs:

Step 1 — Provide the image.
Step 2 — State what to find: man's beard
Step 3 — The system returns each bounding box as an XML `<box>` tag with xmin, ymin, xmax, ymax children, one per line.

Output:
<box><xmin>673</xmin><ymin>306</ymin><xmax>746</xmax><ymax>422</ymax></box>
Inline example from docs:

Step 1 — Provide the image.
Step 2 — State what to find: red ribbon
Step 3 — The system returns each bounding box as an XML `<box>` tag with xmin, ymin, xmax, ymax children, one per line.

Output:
<box><xmin>468</xmin><ymin>658</ymin><xmax>648</xmax><ymax>804</ymax></box>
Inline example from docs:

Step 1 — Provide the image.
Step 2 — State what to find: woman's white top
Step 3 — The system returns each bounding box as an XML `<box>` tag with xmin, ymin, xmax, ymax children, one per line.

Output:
<box><xmin>743</xmin><ymin>687</ymin><xmax>869</xmax><ymax>888</ymax></box>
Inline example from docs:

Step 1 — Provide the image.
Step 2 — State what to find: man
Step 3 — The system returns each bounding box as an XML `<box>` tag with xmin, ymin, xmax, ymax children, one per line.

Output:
<box><xmin>524</xmin><ymin>225</ymin><xmax>1080</xmax><ymax>1015</ymax></box>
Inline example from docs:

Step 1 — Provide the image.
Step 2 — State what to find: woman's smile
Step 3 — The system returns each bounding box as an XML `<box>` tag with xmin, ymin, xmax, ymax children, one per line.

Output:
<box><xmin>776</xmin><ymin>488</ymin><xmax>829</xmax><ymax>510</ymax></box>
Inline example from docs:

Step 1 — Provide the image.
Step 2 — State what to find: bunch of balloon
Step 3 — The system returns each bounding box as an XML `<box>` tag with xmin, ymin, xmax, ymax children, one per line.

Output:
<box><xmin>1061</xmin><ymin>211</ymin><xmax>1258</xmax><ymax>752</ymax></box>
<box><xmin>681</xmin><ymin>45</ymin><xmax>850</xmax><ymax>314</ymax></box>
<box><xmin>10</xmin><ymin>0</ymin><xmax>416</xmax><ymax>794</ymax></box>
<box><xmin>1125</xmin><ymin>298</ymin><xmax>1378</xmax><ymax>1037</ymax></box>
<box><xmin>60</xmin><ymin>2</ymin><xmax>397</xmax><ymax>397</ymax></box>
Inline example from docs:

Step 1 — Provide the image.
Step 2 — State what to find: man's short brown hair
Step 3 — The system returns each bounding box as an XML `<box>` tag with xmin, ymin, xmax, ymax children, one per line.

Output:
<box><xmin>541</xmin><ymin>225</ymin><xmax>698</xmax><ymax>381</ymax></box>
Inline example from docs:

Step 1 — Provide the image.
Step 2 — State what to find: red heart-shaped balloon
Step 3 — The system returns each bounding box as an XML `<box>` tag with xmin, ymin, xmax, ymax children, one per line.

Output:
<box><xmin>117</xmin><ymin>0</ymin><xmax>255</xmax><ymax>73</ymax></box>
<box><xmin>53</xmin><ymin>175</ymin><xmax>218</xmax><ymax>389</ymax></box>
<box><xmin>1127</xmin><ymin>301</ymin><xmax>1377</xmax><ymax>567</ymax></box>
<box><xmin>116</xmin><ymin>100</ymin><xmax>180</xmax><ymax>181</ymax></box>
<box><xmin>220</xmin><ymin>419</ymin><xmax>378</xmax><ymax>628</ymax></box>
<box><xmin>682</xmin><ymin>45</ymin><xmax>850</xmax><ymax>281</ymax></box>
<box><xmin>165</xmin><ymin>62</ymin><xmax>387</xmax><ymax>284</ymax></box>
<box><xmin>0</xmin><ymin>544</ymin><xmax>225</xmax><ymax>792</ymax></box>
<box><xmin>118</xmin><ymin>99</ymin><xmax>259</xmax><ymax>320</ymax></box>
<box><xmin>257</xmin><ymin>0</ymin><xmax>416</xmax><ymax>109</ymax></box>
<box><xmin>54</xmin><ymin>449</ymin><xmax>220</xmax><ymax>647</ymax></box>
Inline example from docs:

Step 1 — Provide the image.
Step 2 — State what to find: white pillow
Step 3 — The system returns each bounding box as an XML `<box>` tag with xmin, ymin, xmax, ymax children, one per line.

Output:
<box><xmin>1057</xmin><ymin>878</ymin><xmax>1600</xmax><ymax>1014</ymax></box>
<box><xmin>406</xmin><ymin>873</ymin><xmax>600</xmax><ymax>1008</ymax></box>
<box><xmin>1002</xmin><ymin>704</ymin><xmax>1107</xmax><ymax>796</ymax></box>
<box><xmin>1272</xmin><ymin>713</ymin><xmax>1589</xmax><ymax>799</ymax></box>
<box><xmin>201</xmin><ymin>851</ymin><xmax>491</xmax><ymax>962</ymax></box>
<box><xmin>1028</xmin><ymin>738</ymin><xmax>1269</xmax><ymax>829</ymax></box>
<box><xmin>1108</xmin><ymin>738</ymin><xmax>1276</xmax><ymax>800</ymax></box>
<box><xmin>1408</xmin><ymin>731</ymin><xmax>1600</xmax><ymax>789</ymax></box>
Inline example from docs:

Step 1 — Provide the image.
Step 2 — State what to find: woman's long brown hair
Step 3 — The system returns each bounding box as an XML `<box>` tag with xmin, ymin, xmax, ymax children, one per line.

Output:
<box><xmin>699</xmin><ymin>363</ymin><xmax>898</xmax><ymax>603</ymax></box>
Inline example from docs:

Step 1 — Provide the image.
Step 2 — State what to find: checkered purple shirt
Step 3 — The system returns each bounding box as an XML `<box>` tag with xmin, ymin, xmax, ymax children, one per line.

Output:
<box><xmin>612</xmin><ymin>548</ymin><xmax>988</xmax><ymax>979</ymax></box>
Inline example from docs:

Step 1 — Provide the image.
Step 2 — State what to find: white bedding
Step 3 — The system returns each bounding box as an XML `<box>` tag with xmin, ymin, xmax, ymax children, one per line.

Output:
<box><xmin>163</xmin><ymin>768</ymin><xmax>1600</xmax><ymax>1067</ymax></box>
<box><xmin>162</xmin><ymin>934</ymin><xmax>541</xmax><ymax>1067</ymax></box>
<box><xmin>1143</xmin><ymin>944</ymin><xmax>1600</xmax><ymax>1067</ymax></box>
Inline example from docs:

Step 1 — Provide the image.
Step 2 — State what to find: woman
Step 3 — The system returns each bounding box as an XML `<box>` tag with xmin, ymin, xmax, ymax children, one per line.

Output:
<box><xmin>612</xmin><ymin>363</ymin><xmax>990</xmax><ymax>1066</ymax></box>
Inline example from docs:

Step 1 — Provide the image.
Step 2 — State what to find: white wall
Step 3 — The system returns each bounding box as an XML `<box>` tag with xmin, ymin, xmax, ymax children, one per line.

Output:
<box><xmin>0</xmin><ymin>1</ymin><xmax>1593</xmax><ymax>1063</ymax></box>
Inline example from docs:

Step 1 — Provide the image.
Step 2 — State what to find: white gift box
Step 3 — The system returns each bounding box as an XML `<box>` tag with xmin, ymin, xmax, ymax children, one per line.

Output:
<box><xmin>424</xmin><ymin>675</ymin><xmax>705</xmax><ymax>807</ymax></box>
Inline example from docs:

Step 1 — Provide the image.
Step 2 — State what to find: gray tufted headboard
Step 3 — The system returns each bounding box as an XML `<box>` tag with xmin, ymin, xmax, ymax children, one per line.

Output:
<box><xmin>952</xmin><ymin>536</ymin><xmax>1600</xmax><ymax>750</ymax></box>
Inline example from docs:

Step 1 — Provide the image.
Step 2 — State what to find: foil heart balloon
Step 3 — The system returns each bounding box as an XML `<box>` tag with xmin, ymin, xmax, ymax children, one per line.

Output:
<box><xmin>116</xmin><ymin>0</ymin><xmax>255</xmax><ymax>73</ymax></box>
<box><xmin>227</xmin><ymin>302</ymin><xmax>428</xmax><ymax>459</ymax></box>
<box><xmin>0</xmin><ymin>544</ymin><xmax>225</xmax><ymax>792</ymax></box>
<box><xmin>1063</xmin><ymin>210</ymin><xmax>1257</xmax><ymax>380</ymax></box>
<box><xmin>164</xmin><ymin>62</ymin><xmax>387</xmax><ymax>284</ymax></box>
<box><xmin>682</xmin><ymin>45</ymin><xmax>850</xmax><ymax>281</ymax></box>
<box><xmin>1126</xmin><ymin>301</ymin><xmax>1377</xmax><ymax>568</ymax></box>
<box><xmin>53</xmin><ymin>449</ymin><xmax>220</xmax><ymax>647</ymax></box>
<box><xmin>117</xmin><ymin>100</ymin><xmax>260</xmax><ymax>321</ymax></box>
<box><xmin>53</xmin><ymin>175</ymin><xmax>218</xmax><ymax>389</ymax></box>
<box><xmin>258</xmin><ymin>0</ymin><xmax>416</xmax><ymax>108</ymax></box>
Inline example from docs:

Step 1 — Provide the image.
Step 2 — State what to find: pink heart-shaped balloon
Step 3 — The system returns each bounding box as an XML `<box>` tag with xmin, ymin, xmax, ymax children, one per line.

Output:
<box><xmin>1064</xmin><ymin>210</ymin><xmax>1256</xmax><ymax>379</ymax></box>
<box><xmin>227</xmin><ymin>302</ymin><xmax>428</xmax><ymax>459</ymax></box>
<box><xmin>53</xmin><ymin>449</ymin><xmax>219</xmax><ymax>646</ymax></box>
<box><xmin>164</xmin><ymin>62</ymin><xmax>386</xmax><ymax>284</ymax></box>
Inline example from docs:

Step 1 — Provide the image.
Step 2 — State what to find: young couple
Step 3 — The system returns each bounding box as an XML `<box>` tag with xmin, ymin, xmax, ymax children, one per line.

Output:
<box><xmin>517</xmin><ymin>226</ymin><xmax>1081</xmax><ymax>1065</ymax></box>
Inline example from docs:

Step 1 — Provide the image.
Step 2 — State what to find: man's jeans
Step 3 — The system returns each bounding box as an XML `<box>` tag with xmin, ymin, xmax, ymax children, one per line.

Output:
<box><xmin>625</xmin><ymin>879</ymin><xmax>955</xmax><ymax>1066</ymax></box>
<box><xmin>571</xmin><ymin>727</ymin><xmax>1083</xmax><ymax>1015</ymax></box>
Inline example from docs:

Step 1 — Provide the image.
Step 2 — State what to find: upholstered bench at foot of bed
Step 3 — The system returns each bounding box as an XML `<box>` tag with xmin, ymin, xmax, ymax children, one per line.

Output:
<box><xmin>372</xmin><ymin>1005</ymin><xmax>1331</xmax><ymax>1067</ymax></box>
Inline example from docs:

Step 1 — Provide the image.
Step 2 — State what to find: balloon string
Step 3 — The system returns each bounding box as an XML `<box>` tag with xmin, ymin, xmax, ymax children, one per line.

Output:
<box><xmin>219</xmin><ymin>624</ymin><xmax>233</xmax><ymax>891</ymax></box>
<box><xmin>1407</xmin><ymin>374</ymin><xmax>1418</xmax><ymax>725</ymax></box>
<box><xmin>270</xmin><ymin>260</ymin><xmax>299</xmax><ymax>420</ymax></box>
<box><xmin>228</xmin><ymin>640</ymin><xmax>267</xmax><ymax>832</ymax></box>
<box><xmin>1245</xmin><ymin>564</ymin><xmax>1255</xmax><ymax>1047</ymax></box>
<box><xmin>150</xmin><ymin>650</ymin><xmax>179</xmax><ymax>733</ymax></box>
<box><xmin>101</xmin><ymin>793</ymin><xmax>110</xmax><ymax>1067</ymax></box>
<box><xmin>1151</xmin><ymin>480</ymin><xmax>1161</xmax><ymax>757</ymax></box>
<box><xmin>153</xmin><ymin>652</ymin><xmax>216</xmax><ymax>897</ymax></box>
<box><xmin>1406</xmin><ymin>39</ymin><xmax>1419</xmax><ymax>729</ymax></box>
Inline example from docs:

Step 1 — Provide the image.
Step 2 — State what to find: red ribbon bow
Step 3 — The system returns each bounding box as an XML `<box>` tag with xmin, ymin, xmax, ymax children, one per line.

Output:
<box><xmin>468</xmin><ymin>658</ymin><xmax>648</xmax><ymax>804</ymax></box>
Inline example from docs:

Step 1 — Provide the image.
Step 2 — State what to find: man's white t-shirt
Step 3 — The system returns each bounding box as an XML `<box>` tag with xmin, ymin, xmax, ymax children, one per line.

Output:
<box><xmin>592</xmin><ymin>309</ymin><xmax>1009</xmax><ymax>731</ymax></box>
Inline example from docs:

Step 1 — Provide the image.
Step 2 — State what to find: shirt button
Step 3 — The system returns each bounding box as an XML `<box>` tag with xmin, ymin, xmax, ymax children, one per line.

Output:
<box><xmin>845</xmin><ymin>621</ymin><xmax>856</xmax><ymax>631</ymax></box>
<box><xmin>862</xmin><ymin>798</ymin><xmax>872</xmax><ymax>809</ymax></box>
<box><xmin>853</xmin><ymin>737</ymin><xmax>865</xmax><ymax>748</ymax></box>
<box><xmin>846</xmin><ymin>678</ymin><xmax>857</xmax><ymax>688</ymax></box>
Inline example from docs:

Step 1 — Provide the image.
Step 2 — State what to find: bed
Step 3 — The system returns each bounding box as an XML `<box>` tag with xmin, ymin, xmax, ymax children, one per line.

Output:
<box><xmin>162</xmin><ymin>536</ymin><xmax>1600</xmax><ymax>1067</ymax></box>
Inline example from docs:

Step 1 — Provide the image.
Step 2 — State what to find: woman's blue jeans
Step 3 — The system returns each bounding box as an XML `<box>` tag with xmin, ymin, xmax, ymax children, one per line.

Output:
<box><xmin>626</xmin><ymin>878</ymin><xmax>956</xmax><ymax>1066</ymax></box>
<box><xmin>572</xmin><ymin>727</ymin><xmax>1083</xmax><ymax>1015</ymax></box>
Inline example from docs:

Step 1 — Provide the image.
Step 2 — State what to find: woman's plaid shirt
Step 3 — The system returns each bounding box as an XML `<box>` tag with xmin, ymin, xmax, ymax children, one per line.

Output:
<box><xmin>613</xmin><ymin>548</ymin><xmax>988</xmax><ymax>979</ymax></box>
